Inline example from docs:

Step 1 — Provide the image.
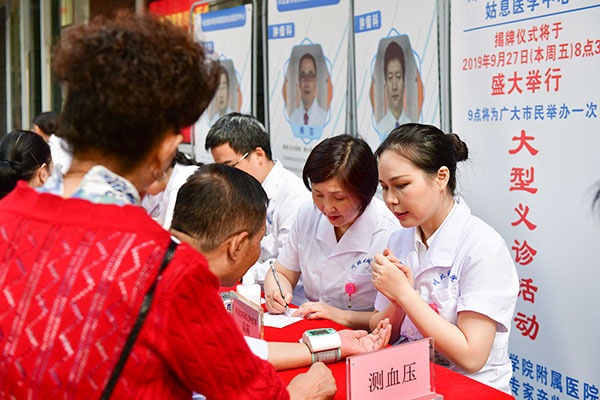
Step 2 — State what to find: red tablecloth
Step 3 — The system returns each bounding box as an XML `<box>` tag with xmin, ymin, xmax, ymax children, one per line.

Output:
<box><xmin>265</xmin><ymin>317</ymin><xmax>514</xmax><ymax>400</ymax></box>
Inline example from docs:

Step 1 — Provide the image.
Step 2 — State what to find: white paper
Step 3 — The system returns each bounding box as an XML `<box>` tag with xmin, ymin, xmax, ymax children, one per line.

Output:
<box><xmin>263</xmin><ymin>310</ymin><xmax>303</xmax><ymax>328</ymax></box>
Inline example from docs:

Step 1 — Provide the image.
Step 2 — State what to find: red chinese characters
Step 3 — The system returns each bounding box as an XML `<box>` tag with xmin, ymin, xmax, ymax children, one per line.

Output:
<box><xmin>508</xmin><ymin>129</ymin><xmax>541</xmax><ymax>340</ymax></box>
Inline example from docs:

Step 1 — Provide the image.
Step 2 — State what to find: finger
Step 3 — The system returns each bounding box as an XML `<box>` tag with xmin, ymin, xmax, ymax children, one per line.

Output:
<box><xmin>284</xmin><ymin>292</ymin><xmax>293</xmax><ymax>305</ymax></box>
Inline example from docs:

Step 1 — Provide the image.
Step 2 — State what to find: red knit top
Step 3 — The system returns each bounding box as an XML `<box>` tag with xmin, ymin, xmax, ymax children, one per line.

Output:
<box><xmin>0</xmin><ymin>182</ymin><xmax>288</xmax><ymax>399</ymax></box>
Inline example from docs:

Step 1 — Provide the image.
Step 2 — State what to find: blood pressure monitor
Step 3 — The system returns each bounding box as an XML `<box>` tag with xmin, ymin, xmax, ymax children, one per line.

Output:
<box><xmin>302</xmin><ymin>328</ymin><xmax>341</xmax><ymax>352</ymax></box>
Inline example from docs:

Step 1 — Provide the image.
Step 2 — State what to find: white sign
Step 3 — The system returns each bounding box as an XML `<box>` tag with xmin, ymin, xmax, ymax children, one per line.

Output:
<box><xmin>267</xmin><ymin>0</ymin><xmax>350</xmax><ymax>175</ymax></box>
<box><xmin>192</xmin><ymin>4</ymin><xmax>253</xmax><ymax>163</ymax></box>
<box><xmin>451</xmin><ymin>1</ymin><xmax>600</xmax><ymax>399</ymax></box>
<box><xmin>354</xmin><ymin>0</ymin><xmax>440</xmax><ymax>152</ymax></box>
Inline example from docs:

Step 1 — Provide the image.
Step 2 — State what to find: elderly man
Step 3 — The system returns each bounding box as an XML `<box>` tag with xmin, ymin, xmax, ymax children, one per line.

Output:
<box><xmin>170</xmin><ymin>164</ymin><xmax>391</xmax><ymax>371</ymax></box>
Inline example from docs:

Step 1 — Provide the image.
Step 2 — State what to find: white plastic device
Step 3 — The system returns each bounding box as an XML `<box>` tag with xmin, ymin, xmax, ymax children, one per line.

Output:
<box><xmin>301</xmin><ymin>328</ymin><xmax>341</xmax><ymax>352</ymax></box>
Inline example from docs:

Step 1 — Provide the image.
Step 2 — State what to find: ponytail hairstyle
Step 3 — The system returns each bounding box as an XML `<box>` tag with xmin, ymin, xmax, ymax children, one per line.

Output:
<box><xmin>375</xmin><ymin>123</ymin><xmax>468</xmax><ymax>195</ymax></box>
<box><xmin>0</xmin><ymin>130</ymin><xmax>52</xmax><ymax>199</ymax></box>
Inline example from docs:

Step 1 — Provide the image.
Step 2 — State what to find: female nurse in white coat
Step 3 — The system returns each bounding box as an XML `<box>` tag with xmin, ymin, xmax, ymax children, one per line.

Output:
<box><xmin>264</xmin><ymin>134</ymin><xmax>399</xmax><ymax>330</ymax></box>
<box><xmin>369</xmin><ymin>123</ymin><xmax>519</xmax><ymax>394</ymax></box>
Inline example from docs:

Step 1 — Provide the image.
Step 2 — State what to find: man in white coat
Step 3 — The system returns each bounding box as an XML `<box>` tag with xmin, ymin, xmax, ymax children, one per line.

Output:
<box><xmin>205</xmin><ymin>113</ymin><xmax>311</xmax><ymax>287</ymax></box>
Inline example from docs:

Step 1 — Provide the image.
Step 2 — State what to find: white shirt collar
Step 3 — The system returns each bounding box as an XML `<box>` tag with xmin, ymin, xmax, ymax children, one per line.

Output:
<box><xmin>261</xmin><ymin>160</ymin><xmax>283</xmax><ymax>200</ymax></box>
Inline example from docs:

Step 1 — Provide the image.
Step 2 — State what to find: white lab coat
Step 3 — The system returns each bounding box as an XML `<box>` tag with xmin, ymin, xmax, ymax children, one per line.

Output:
<box><xmin>141</xmin><ymin>163</ymin><xmax>199</xmax><ymax>228</ymax></box>
<box><xmin>278</xmin><ymin>197</ymin><xmax>399</xmax><ymax>311</ymax></box>
<box><xmin>48</xmin><ymin>134</ymin><xmax>72</xmax><ymax>176</ymax></box>
<box><xmin>374</xmin><ymin>197</ymin><xmax>519</xmax><ymax>394</ymax></box>
<box><xmin>245</xmin><ymin>160</ymin><xmax>312</xmax><ymax>284</ymax></box>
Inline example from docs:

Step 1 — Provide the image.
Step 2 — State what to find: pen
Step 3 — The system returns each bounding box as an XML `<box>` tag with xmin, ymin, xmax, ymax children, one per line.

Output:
<box><xmin>270</xmin><ymin>262</ymin><xmax>290</xmax><ymax>313</ymax></box>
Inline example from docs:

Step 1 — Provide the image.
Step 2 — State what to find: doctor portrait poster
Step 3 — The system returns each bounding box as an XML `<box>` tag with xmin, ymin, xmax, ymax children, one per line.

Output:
<box><xmin>191</xmin><ymin>4</ymin><xmax>253</xmax><ymax>163</ymax></box>
<box><xmin>267</xmin><ymin>0</ymin><xmax>350</xmax><ymax>175</ymax></box>
<box><xmin>354</xmin><ymin>0</ymin><xmax>440</xmax><ymax>152</ymax></box>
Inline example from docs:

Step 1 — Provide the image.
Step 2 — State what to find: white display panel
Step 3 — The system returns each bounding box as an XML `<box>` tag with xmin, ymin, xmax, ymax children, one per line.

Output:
<box><xmin>192</xmin><ymin>4</ymin><xmax>253</xmax><ymax>163</ymax></box>
<box><xmin>354</xmin><ymin>0</ymin><xmax>440</xmax><ymax>152</ymax></box>
<box><xmin>267</xmin><ymin>0</ymin><xmax>350</xmax><ymax>175</ymax></box>
<box><xmin>451</xmin><ymin>2</ymin><xmax>600</xmax><ymax>399</ymax></box>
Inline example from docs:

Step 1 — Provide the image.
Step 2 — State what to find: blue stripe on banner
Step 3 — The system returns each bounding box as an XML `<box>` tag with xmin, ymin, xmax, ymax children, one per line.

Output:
<box><xmin>277</xmin><ymin>0</ymin><xmax>340</xmax><ymax>12</ymax></box>
<box><xmin>200</xmin><ymin>6</ymin><xmax>246</xmax><ymax>32</ymax></box>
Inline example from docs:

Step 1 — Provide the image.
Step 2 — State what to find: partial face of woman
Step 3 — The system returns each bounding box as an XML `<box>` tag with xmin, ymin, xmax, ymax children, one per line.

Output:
<box><xmin>378</xmin><ymin>150</ymin><xmax>445</xmax><ymax>234</ymax></box>
<box><xmin>215</xmin><ymin>73</ymin><xmax>229</xmax><ymax>115</ymax></box>
<box><xmin>311</xmin><ymin>178</ymin><xmax>361</xmax><ymax>236</ymax></box>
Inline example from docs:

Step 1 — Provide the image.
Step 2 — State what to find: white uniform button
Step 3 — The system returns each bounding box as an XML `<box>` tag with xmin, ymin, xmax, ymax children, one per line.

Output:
<box><xmin>321</xmin><ymin>295</ymin><xmax>329</xmax><ymax>303</ymax></box>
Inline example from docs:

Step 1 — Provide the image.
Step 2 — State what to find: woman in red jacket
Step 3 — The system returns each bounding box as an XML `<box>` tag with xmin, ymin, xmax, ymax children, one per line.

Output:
<box><xmin>0</xmin><ymin>12</ymin><xmax>334</xmax><ymax>400</ymax></box>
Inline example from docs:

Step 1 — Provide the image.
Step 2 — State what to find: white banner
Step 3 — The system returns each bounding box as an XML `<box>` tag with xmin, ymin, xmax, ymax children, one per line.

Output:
<box><xmin>354</xmin><ymin>0</ymin><xmax>440</xmax><ymax>152</ymax></box>
<box><xmin>451</xmin><ymin>1</ymin><xmax>600</xmax><ymax>399</ymax></box>
<box><xmin>267</xmin><ymin>0</ymin><xmax>350</xmax><ymax>175</ymax></box>
<box><xmin>192</xmin><ymin>4</ymin><xmax>253</xmax><ymax>163</ymax></box>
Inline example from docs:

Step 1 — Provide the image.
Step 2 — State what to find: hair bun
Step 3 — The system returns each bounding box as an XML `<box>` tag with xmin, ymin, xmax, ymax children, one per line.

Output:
<box><xmin>448</xmin><ymin>133</ymin><xmax>468</xmax><ymax>162</ymax></box>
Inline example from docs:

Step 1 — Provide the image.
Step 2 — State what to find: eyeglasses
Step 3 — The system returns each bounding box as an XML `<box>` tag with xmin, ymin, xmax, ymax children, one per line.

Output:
<box><xmin>299</xmin><ymin>73</ymin><xmax>316</xmax><ymax>82</ymax></box>
<box><xmin>231</xmin><ymin>151</ymin><xmax>249</xmax><ymax>167</ymax></box>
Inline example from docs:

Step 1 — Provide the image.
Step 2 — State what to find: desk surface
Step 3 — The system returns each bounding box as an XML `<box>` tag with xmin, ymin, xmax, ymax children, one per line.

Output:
<box><xmin>264</xmin><ymin>317</ymin><xmax>514</xmax><ymax>400</ymax></box>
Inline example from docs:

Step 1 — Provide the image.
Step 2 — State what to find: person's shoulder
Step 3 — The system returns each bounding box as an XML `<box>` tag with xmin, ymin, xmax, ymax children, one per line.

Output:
<box><xmin>161</xmin><ymin>241</ymin><xmax>219</xmax><ymax>292</ymax></box>
<box><xmin>277</xmin><ymin>163</ymin><xmax>309</xmax><ymax>193</ymax></box>
<box><xmin>452</xmin><ymin>199</ymin><xmax>509</xmax><ymax>253</ymax></box>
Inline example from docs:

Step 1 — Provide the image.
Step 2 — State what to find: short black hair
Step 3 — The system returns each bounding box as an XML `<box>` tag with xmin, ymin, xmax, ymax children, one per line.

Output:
<box><xmin>303</xmin><ymin>134</ymin><xmax>377</xmax><ymax>213</ymax></box>
<box><xmin>299</xmin><ymin>53</ymin><xmax>317</xmax><ymax>76</ymax></box>
<box><xmin>375</xmin><ymin>123</ymin><xmax>469</xmax><ymax>195</ymax></box>
<box><xmin>33</xmin><ymin>112</ymin><xmax>59</xmax><ymax>137</ymax></box>
<box><xmin>171</xmin><ymin>164</ymin><xmax>268</xmax><ymax>252</ymax></box>
<box><xmin>383</xmin><ymin>41</ymin><xmax>405</xmax><ymax>79</ymax></box>
<box><xmin>0</xmin><ymin>130</ymin><xmax>52</xmax><ymax>198</ymax></box>
<box><xmin>205</xmin><ymin>113</ymin><xmax>272</xmax><ymax>160</ymax></box>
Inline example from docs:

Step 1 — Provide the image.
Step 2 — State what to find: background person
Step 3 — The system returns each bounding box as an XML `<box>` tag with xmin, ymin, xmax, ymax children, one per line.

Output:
<box><xmin>210</xmin><ymin>65</ymin><xmax>233</xmax><ymax>125</ymax></box>
<box><xmin>0</xmin><ymin>12</ymin><xmax>332</xmax><ymax>399</ymax></box>
<box><xmin>141</xmin><ymin>150</ymin><xmax>203</xmax><ymax>228</ymax></box>
<box><xmin>289</xmin><ymin>53</ymin><xmax>327</xmax><ymax>126</ymax></box>
<box><xmin>264</xmin><ymin>135</ymin><xmax>399</xmax><ymax>330</ymax></box>
<box><xmin>376</xmin><ymin>41</ymin><xmax>411</xmax><ymax>134</ymax></box>
<box><xmin>0</xmin><ymin>130</ymin><xmax>52</xmax><ymax>198</ymax></box>
<box><xmin>170</xmin><ymin>164</ymin><xmax>391</xmax><ymax>372</ymax></box>
<box><xmin>32</xmin><ymin>111</ymin><xmax>72</xmax><ymax>175</ymax></box>
<box><xmin>205</xmin><ymin>113</ymin><xmax>311</xmax><ymax>287</ymax></box>
<box><xmin>369</xmin><ymin>123</ymin><xmax>519</xmax><ymax>393</ymax></box>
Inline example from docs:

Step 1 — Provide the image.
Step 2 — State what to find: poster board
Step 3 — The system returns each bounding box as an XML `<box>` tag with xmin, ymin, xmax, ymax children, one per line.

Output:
<box><xmin>354</xmin><ymin>0</ymin><xmax>440</xmax><ymax>152</ymax></box>
<box><xmin>191</xmin><ymin>4</ymin><xmax>253</xmax><ymax>163</ymax></box>
<box><xmin>450</xmin><ymin>1</ymin><xmax>600</xmax><ymax>399</ymax></box>
<box><xmin>267</xmin><ymin>0</ymin><xmax>350</xmax><ymax>175</ymax></box>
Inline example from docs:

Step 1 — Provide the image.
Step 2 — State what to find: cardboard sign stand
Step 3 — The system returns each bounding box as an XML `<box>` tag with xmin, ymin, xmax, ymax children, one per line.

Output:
<box><xmin>230</xmin><ymin>291</ymin><xmax>264</xmax><ymax>340</ymax></box>
<box><xmin>346</xmin><ymin>337</ymin><xmax>443</xmax><ymax>399</ymax></box>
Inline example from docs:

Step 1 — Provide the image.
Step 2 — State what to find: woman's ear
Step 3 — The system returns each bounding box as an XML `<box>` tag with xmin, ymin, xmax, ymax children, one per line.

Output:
<box><xmin>28</xmin><ymin>163</ymin><xmax>50</xmax><ymax>188</ymax></box>
<box><xmin>435</xmin><ymin>166</ymin><xmax>450</xmax><ymax>191</ymax></box>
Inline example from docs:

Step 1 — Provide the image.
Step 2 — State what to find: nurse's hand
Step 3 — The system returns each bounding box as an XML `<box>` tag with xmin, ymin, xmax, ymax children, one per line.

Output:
<box><xmin>370</xmin><ymin>253</ymin><xmax>414</xmax><ymax>305</ymax></box>
<box><xmin>265</xmin><ymin>289</ymin><xmax>293</xmax><ymax>314</ymax></box>
<box><xmin>292</xmin><ymin>301</ymin><xmax>340</xmax><ymax>322</ymax></box>
<box><xmin>339</xmin><ymin>318</ymin><xmax>391</xmax><ymax>358</ymax></box>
